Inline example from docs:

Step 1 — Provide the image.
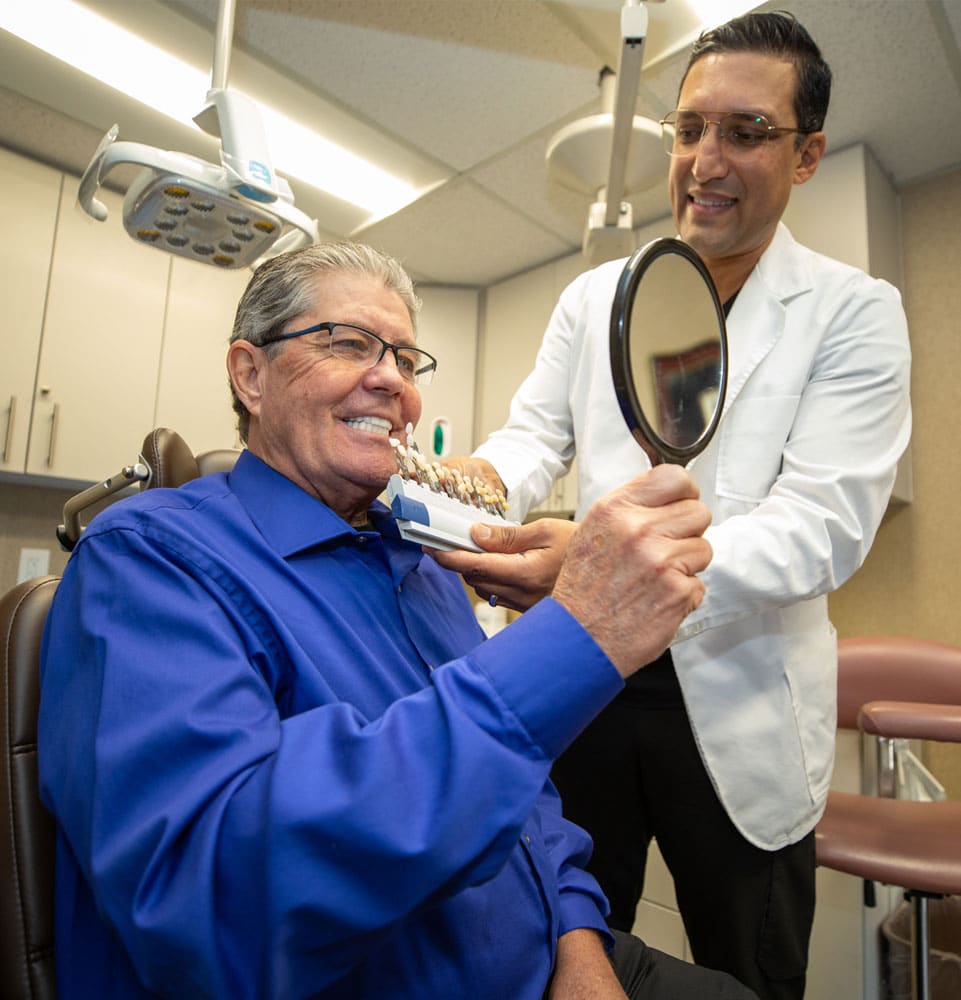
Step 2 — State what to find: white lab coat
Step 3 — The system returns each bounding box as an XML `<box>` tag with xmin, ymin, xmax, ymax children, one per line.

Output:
<box><xmin>474</xmin><ymin>223</ymin><xmax>912</xmax><ymax>849</ymax></box>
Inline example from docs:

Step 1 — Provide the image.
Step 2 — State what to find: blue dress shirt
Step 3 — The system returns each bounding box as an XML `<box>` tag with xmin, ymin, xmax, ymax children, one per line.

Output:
<box><xmin>39</xmin><ymin>451</ymin><xmax>622</xmax><ymax>999</ymax></box>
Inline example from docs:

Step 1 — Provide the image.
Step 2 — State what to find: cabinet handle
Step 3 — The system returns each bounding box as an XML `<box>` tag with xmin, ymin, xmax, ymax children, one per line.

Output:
<box><xmin>2</xmin><ymin>395</ymin><xmax>14</xmax><ymax>463</ymax></box>
<box><xmin>47</xmin><ymin>402</ymin><xmax>60</xmax><ymax>468</ymax></box>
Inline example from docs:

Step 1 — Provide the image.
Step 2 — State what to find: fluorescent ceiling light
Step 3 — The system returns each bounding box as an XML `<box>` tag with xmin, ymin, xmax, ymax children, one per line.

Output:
<box><xmin>0</xmin><ymin>0</ymin><xmax>419</xmax><ymax>218</ymax></box>
<box><xmin>686</xmin><ymin>1</ymin><xmax>759</xmax><ymax>30</ymax></box>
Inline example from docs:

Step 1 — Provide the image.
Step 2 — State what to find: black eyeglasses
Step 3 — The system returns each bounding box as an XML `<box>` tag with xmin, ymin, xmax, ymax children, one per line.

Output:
<box><xmin>660</xmin><ymin>110</ymin><xmax>813</xmax><ymax>157</ymax></box>
<box><xmin>259</xmin><ymin>322</ymin><xmax>437</xmax><ymax>386</ymax></box>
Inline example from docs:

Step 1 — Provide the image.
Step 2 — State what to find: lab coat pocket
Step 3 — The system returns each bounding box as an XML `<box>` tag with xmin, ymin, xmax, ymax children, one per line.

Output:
<box><xmin>715</xmin><ymin>394</ymin><xmax>800</xmax><ymax>502</ymax></box>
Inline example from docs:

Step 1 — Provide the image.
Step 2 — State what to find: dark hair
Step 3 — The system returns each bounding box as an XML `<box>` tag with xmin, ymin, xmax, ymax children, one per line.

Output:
<box><xmin>679</xmin><ymin>11</ymin><xmax>832</xmax><ymax>136</ymax></box>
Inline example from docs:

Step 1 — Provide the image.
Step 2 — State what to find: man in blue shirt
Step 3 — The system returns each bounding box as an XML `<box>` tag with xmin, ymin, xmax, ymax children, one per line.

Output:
<box><xmin>39</xmin><ymin>242</ymin><xmax>754</xmax><ymax>999</ymax></box>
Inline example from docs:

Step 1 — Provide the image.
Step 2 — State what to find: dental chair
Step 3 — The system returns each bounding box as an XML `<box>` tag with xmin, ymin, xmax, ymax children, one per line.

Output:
<box><xmin>0</xmin><ymin>429</ymin><xmax>240</xmax><ymax>999</ymax></box>
<box><xmin>815</xmin><ymin>635</ymin><xmax>961</xmax><ymax>1000</ymax></box>
<box><xmin>58</xmin><ymin>427</ymin><xmax>242</xmax><ymax>550</ymax></box>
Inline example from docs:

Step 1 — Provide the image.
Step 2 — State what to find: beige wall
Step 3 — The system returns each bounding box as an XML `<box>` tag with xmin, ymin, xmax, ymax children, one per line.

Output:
<box><xmin>828</xmin><ymin>166</ymin><xmax>961</xmax><ymax>798</ymax></box>
<box><xmin>0</xmin><ymin>482</ymin><xmax>74</xmax><ymax>590</ymax></box>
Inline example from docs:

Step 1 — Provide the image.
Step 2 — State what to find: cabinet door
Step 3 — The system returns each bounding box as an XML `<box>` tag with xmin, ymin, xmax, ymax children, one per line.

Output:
<box><xmin>154</xmin><ymin>257</ymin><xmax>250</xmax><ymax>453</ymax></box>
<box><xmin>26</xmin><ymin>176</ymin><xmax>170</xmax><ymax>482</ymax></box>
<box><xmin>0</xmin><ymin>148</ymin><xmax>61</xmax><ymax>473</ymax></box>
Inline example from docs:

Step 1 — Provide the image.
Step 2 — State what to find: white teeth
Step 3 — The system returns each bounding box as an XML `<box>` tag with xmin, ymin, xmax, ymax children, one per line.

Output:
<box><xmin>345</xmin><ymin>416</ymin><xmax>392</xmax><ymax>435</ymax></box>
<box><xmin>692</xmin><ymin>195</ymin><xmax>734</xmax><ymax>207</ymax></box>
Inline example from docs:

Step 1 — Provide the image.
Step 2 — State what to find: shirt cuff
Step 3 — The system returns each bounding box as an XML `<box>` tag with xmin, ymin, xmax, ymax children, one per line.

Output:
<box><xmin>466</xmin><ymin>598</ymin><xmax>623</xmax><ymax>761</ymax></box>
<box><xmin>557</xmin><ymin>894</ymin><xmax>617</xmax><ymax>952</ymax></box>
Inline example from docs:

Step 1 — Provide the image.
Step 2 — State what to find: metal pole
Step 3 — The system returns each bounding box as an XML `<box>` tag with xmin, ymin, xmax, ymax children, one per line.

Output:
<box><xmin>604</xmin><ymin>0</ymin><xmax>647</xmax><ymax>227</ymax></box>
<box><xmin>910</xmin><ymin>893</ymin><xmax>930</xmax><ymax>1000</ymax></box>
<box><xmin>210</xmin><ymin>0</ymin><xmax>237</xmax><ymax>91</ymax></box>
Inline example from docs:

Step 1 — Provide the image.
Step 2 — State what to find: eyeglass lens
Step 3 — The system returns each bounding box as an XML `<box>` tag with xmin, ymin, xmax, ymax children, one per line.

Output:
<box><xmin>328</xmin><ymin>325</ymin><xmax>435</xmax><ymax>385</ymax></box>
<box><xmin>661</xmin><ymin>112</ymin><xmax>777</xmax><ymax>156</ymax></box>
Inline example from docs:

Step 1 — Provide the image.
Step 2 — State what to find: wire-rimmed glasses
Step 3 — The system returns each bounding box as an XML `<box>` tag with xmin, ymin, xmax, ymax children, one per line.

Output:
<box><xmin>660</xmin><ymin>110</ymin><xmax>813</xmax><ymax>158</ymax></box>
<box><xmin>259</xmin><ymin>321</ymin><xmax>438</xmax><ymax>386</ymax></box>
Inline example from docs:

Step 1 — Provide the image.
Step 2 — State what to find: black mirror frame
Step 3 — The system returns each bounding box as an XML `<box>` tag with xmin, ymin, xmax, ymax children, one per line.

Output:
<box><xmin>609</xmin><ymin>237</ymin><xmax>729</xmax><ymax>465</ymax></box>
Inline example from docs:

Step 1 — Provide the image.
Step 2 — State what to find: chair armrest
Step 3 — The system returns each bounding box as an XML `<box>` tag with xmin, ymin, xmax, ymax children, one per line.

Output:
<box><xmin>859</xmin><ymin>700</ymin><xmax>961</xmax><ymax>743</ymax></box>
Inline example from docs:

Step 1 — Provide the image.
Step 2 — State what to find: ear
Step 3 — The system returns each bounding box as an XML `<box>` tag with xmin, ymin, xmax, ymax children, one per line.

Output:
<box><xmin>227</xmin><ymin>340</ymin><xmax>267</xmax><ymax>421</ymax></box>
<box><xmin>793</xmin><ymin>131</ymin><xmax>826</xmax><ymax>186</ymax></box>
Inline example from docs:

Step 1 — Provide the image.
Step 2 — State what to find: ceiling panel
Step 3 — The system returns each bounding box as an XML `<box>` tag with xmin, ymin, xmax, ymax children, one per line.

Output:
<box><xmin>0</xmin><ymin>0</ymin><xmax>958</xmax><ymax>288</ymax></box>
<box><xmin>359</xmin><ymin>175</ymin><xmax>572</xmax><ymax>285</ymax></box>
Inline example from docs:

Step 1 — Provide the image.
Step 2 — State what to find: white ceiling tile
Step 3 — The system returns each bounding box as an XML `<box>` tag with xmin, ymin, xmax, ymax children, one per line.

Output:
<box><xmin>355</xmin><ymin>176</ymin><xmax>571</xmax><ymax>285</ymax></box>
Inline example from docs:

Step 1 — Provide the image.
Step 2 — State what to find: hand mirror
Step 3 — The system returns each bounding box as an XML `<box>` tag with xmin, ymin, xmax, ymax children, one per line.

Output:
<box><xmin>610</xmin><ymin>237</ymin><xmax>728</xmax><ymax>465</ymax></box>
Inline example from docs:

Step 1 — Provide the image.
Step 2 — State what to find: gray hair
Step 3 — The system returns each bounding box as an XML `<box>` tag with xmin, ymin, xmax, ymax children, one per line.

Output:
<box><xmin>229</xmin><ymin>241</ymin><xmax>421</xmax><ymax>441</ymax></box>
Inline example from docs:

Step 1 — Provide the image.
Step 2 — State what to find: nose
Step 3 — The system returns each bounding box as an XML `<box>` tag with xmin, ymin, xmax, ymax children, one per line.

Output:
<box><xmin>365</xmin><ymin>348</ymin><xmax>409</xmax><ymax>391</ymax></box>
<box><xmin>691</xmin><ymin>121</ymin><xmax>729</xmax><ymax>183</ymax></box>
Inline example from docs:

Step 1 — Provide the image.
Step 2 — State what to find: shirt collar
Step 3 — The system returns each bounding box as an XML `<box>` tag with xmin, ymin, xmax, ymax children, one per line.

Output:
<box><xmin>229</xmin><ymin>449</ymin><xmax>387</xmax><ymax>557</ymax></box>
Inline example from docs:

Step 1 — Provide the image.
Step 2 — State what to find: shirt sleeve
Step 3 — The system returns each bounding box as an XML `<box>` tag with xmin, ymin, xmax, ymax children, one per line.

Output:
<box><xmin>39</xmin><ymin>525</ymin><xmax>620</xmax><ymax>996</ymax></box>
<box><xmin>535</xmin><ymin>780</ymin><xmax>615</xmax><ymax>947</ymax></box>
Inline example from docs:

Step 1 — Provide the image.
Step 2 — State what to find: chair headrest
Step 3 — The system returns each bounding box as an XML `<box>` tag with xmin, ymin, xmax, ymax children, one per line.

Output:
<box><xmin>196</xmin><ymin>448</ymin><xmax>242</xmax><ymax>477</ymax></box>
<box><xmin>140</xmin><ymin>428</ymin><xmax>201</xmax><ymax>489</ymax></box>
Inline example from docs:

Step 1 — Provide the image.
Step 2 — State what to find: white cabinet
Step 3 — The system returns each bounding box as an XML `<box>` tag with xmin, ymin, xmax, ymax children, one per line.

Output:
<box><xmin>155</xmin><ymin>257</ymin><xmax>250</xmax><ymax>453</ymax></box>
<box><xmin>0</xmin><ymin>149</ymin><xmax>61</xmax><ymax>474</ymax></box>
<box><xmin>25</xmin><ymin>175</ymin><xmax>170</xmax><ymax>482</ymax></box>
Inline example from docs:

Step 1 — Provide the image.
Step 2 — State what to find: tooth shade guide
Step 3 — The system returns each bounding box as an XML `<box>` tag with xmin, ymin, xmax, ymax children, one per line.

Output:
<box><xmin>390</xmin><ymin>436</ymin><xmax>508</xmax><ymax>519</ymax></box>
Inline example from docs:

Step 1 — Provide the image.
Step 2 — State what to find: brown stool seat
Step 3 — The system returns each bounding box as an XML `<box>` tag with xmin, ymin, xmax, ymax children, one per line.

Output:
<box><xmin>815</xmin><ymin>635</ymin><xmax>961</xmax><ymax>1000</ymax></box>
<box><xmin>816</xmin><ymin>790</ymin><xmax>961</xmax><ymax>896</ymax></box>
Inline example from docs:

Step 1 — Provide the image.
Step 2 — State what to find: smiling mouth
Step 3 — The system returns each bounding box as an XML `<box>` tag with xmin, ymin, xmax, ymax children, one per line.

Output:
<box><xmin>344</xmin><ymin>416</ymin><xmax>393</xmax><ymax>435</ymax></box>
<box><xmin>689</xmin><ymin>193</ymin><xmax>736</xmax><ymax>208</ymax></box>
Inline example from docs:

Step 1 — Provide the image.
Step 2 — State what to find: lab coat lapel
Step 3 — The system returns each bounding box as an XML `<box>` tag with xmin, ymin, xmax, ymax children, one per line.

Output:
<box><xmin>720</xmin><ymin>224</ymin><xmax>812</xmax><ymax>416</ymax></box>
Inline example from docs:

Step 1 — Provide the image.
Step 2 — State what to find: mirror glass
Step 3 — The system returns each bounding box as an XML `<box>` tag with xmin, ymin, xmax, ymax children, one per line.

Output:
<box><xmin>609</xmin><ymin>237</ymin><xmax>728</xmax><ymax>465</ymax></box>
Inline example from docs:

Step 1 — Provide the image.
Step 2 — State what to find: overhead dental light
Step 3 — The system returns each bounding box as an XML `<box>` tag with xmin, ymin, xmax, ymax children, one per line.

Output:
<box><xmin>546</xmin><ymin>0</ymin><xmax>666</xmax><ymax>266</ymax></box>
<box><xmin>76</xmin><ymin>0</ymin><xmax>318</xmax><ymax>269</ymax></box>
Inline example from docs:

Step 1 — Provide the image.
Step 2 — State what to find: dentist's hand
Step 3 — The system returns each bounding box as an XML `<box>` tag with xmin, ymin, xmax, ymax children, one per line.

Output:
<box><xmin>435</xmin><ymin>456</ymin><xmax>506</xmax><ymax>497</ymax></box>
<box><xmin>432</xmin><ymin>516</ymin><xmax>576</xmax><ymax>612</ymax></box>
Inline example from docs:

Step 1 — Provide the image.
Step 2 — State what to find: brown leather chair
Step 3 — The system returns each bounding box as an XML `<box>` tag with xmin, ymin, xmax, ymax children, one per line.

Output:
<box><xmin>2</xmin><ymin>429</ymin><xmax>241</xmax><ymax>998</ymax></box>
<box><xmin>139</xmin><ymin>426</ymin><xmax>241</xmax><ymax>486</ymax></box>
<box><xmin>1</xmin><ymin>575</ymin><xmax>60</xmax><ymax>1000</ymax></box>
<box><xmin>815</xmin><ymin>636</ymin><xmax>961</xmax><ymax>1000</ymax></box>
<box><xmin>58</xmin><ymin>428</ymin><xmax>242</xmax><ymax>549</ymax></box>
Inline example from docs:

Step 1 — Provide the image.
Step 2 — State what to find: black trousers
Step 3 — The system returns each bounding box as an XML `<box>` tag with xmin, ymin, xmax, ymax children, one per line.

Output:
<box><xmin>552</xmin><ymin>654</ymin><xmax>816</xmax><ymax>1000</ymax></box>
<box><xmin>610</xmin><ymin>931</ymin><xmax>759</xmax><ymax>999</ymax></box>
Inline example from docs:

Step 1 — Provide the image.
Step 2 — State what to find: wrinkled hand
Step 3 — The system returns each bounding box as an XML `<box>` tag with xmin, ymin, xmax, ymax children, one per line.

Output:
<box><xmin>431</xmin><ymin>516</ymin><xmax>576</xmax><ymax>612</ymax></box>
<box><xmin>552</xmin><ymin>465</ymin><xmax>712</xmax><ymax>678</ymax></box>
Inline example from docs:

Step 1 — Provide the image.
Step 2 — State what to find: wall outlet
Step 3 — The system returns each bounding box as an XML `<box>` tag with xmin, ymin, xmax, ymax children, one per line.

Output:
<box><xmin>17</xmin><ymin>547</ymin><xmax>50</xmax><ymax>584</ymax></box>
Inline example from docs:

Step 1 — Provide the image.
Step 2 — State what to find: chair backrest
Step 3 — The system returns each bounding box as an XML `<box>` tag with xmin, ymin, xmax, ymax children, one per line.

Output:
<box><xmin>140</xmin><ymin>427</ymin><xmax>241</xmax><ymax>489</ymax></box>
<box><xmin>837</xmin><ymin>636</ymin><xmax>961</xmax><ymax>730</ymax></box>
<box><xmin>58</xmin><ymin>428</ymin><xmax>243</xmax><ymax>551</ymax></box>
<box><xmin>0</xmin><ymin>429</ymin><xmax>241</xmax><ymax>998</ymax></box>
<box><xmin>1</xmin><ymin>575</ymin><xmax>60</xmax><ymax>1000</ymax></box>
